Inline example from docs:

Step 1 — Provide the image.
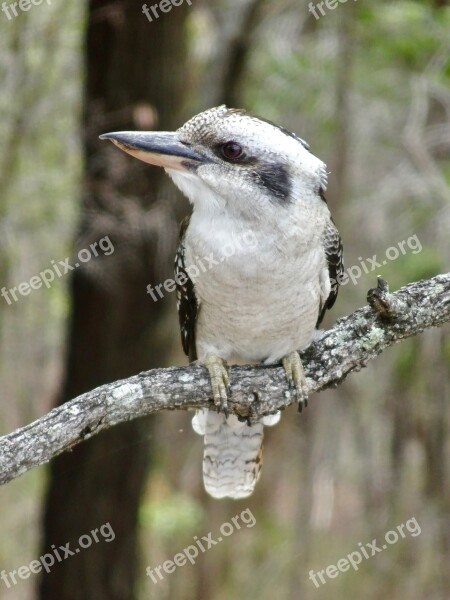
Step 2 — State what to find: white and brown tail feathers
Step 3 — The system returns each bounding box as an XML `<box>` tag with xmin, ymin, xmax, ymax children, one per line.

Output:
<box><xmin>192</xmin><ymin>409</ymin><xmax>280</xmax><ymax>499</ymax></box>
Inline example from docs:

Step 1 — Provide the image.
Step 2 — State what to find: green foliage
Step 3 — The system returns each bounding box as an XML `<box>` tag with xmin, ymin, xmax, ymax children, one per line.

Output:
<box><xmin>359</xmin><ymin>2</ymin><xmax>450</xmax><ymax>71</ymax></box>
<box><xmin>140</xmin><ymin>494</ymin><xmax>204</xmax><ymax>539</ymax></box>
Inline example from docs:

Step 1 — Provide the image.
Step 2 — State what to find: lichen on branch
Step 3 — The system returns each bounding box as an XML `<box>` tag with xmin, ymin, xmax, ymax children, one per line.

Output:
<box><xmin>0</xmin><ymin>273</ymin><xmax>449</xmax><ymax>486</ymax></box>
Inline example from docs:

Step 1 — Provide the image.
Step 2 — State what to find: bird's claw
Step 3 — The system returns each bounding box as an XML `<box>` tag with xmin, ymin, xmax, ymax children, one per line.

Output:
<box><xmin>204</xmin><ymin>355</ymin><xmax>230</xmax><ymax>416</ymax></box>
<box><xmin>282</xmin><ymin>351</ymin><xmax>309</xmax><ymax>412</ymax></box>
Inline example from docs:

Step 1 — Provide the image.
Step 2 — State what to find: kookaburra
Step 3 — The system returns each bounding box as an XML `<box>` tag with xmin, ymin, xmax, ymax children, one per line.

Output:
<box><xmin>100</xmin><ymin>106</ymin><xmax>343</xmax><ymax>499</ymax></box>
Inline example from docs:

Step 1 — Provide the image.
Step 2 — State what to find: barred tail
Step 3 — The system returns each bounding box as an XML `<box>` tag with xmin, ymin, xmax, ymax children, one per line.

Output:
<box><xmin>192</xmin><ymin>409</ymin><xmax>280</xmax><ymax>499</ymax></box>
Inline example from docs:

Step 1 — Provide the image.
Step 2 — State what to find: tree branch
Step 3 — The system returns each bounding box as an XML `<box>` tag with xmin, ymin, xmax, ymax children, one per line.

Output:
<box><xmin>1</xmin><ymin>273</ymin><xmax>449</xmax><ymax>485</ymax></box>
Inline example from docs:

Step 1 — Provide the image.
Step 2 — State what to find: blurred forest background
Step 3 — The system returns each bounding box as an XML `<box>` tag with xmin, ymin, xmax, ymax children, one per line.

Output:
<box><xmin>0</xmin><ymin>0</ymin><xmax>449</xmax><ymax>599</ymax></box>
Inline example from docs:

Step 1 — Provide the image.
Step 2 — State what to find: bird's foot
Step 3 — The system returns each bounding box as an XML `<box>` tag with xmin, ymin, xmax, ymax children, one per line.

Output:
<box><xmin>282</xmin><ymin>351</ymin><xmax>309</xmax><ymax>412</ymax></box>
<box><xmin>203</xmin><ymin>354</ymin><xmax>230</xmax><ymax>416</ymax></box>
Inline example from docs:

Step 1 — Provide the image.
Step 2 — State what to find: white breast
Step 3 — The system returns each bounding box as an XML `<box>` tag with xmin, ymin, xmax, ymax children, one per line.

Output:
<box><xmin>185</xmin><ymin>205</ymin><xmax>330</xmax><ymax>364</ymax></box>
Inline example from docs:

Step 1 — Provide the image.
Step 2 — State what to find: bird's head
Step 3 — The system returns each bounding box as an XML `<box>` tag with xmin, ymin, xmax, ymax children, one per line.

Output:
<box><xmin>100</xmin><ymin>106</ymin><xmax>328</xmax><ymax>220</ymax></box>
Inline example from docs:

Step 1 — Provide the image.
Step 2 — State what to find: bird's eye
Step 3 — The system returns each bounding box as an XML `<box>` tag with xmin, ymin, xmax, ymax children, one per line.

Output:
<box><xmin>221</xmin><ymin>141</ymin><xmax>243</xmax><ymax>161</ymax></box>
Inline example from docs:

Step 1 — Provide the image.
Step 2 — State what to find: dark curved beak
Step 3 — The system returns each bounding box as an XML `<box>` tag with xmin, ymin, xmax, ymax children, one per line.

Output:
<box><xmin>99</xmin><ymin>131</ymin><xmax>206</xmax><ymax>170</ymax></box>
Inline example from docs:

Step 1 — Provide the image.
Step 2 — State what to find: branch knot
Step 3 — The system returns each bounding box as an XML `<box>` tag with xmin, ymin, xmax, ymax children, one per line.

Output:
<box><xmin>367</xmin><ymin>276</ymin><xmax>409</xmax><ymax>320</ymax></box>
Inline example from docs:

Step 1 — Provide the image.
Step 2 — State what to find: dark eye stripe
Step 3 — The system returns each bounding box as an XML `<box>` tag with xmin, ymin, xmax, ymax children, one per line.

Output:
<box><xmin>256</xmin><ymin>162</ymin><xmax>292</xmax><ymax>202</ymax></box>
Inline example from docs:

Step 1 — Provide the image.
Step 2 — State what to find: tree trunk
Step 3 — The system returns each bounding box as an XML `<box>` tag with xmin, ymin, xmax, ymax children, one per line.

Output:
<box><xmin>38</xmin><ymin>2</ymin><xmax>189</xmax><ymax>599</ymax></box>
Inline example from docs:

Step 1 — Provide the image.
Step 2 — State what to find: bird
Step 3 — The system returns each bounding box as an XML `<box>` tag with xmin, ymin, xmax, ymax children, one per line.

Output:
<box><xmin>100</xmin><ymin>105</ymin><xmax>343</xmax><ymax>499</ymax></box>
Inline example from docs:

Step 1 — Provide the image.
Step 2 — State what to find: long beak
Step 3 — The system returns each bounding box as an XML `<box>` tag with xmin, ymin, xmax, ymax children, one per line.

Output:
<box><xmin>99</xmin><ymin>131</ymin><xmax>206</xmax><ymax>170</ymax></box>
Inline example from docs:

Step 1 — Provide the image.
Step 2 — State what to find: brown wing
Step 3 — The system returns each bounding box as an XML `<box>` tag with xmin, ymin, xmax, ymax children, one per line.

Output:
<box><xmin>175</xmin><ymin>215</ymin><xmax>198</xmax><ymax>361</ymax></box>
<box><xmin>317</xmin><ymin>216</ymin><xmax>344</xmax><ymax>327</ymax></box>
